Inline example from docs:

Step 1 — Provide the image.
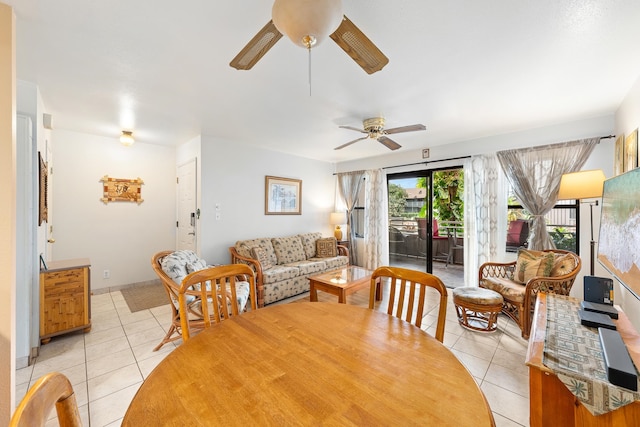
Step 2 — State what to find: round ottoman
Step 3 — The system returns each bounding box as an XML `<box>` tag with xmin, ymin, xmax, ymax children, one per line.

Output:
<box><xmin>452</xmin><ymin>287</ymin><xmax>503</xmax><ymax>332</ymax></box>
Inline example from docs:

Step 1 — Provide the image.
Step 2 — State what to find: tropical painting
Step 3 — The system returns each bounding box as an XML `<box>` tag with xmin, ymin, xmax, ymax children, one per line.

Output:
<box><xmin>597</xmin><ymin>167</ymin><xmax>640</xmax><ymax>298</ymax></box>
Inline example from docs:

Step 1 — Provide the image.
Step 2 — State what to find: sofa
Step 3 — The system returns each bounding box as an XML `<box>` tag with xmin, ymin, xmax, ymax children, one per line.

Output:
<box><xmin>229</xmin><ymin>232</ymin><xmax>349</xmax><ymax>307</ymax></box>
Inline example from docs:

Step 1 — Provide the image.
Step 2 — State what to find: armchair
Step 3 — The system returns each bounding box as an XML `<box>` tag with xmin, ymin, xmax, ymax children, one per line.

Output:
<box><xmin>479</xmin><ymin>249</ymin><xmax>581</xmax><ymax>339</ymax></box>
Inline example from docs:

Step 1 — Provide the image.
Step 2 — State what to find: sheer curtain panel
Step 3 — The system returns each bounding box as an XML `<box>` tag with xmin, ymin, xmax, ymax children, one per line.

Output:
<box><xmin>337</xmin><ymin>171</ymin><xmax>365</xmax><ymax>265</ymax></box>
<box><xmin>464</xmin><ymin>155</ymin><xmax>507</xmax><ymax>286</ymax></box>
<box><xmin>497</xmin><ymin>138</ymin><xmax>598</xmax><ymax>250</ymax></box>
<box><xmin>363</xmin><ymin>169</ymin><xmax>389</xmax><ymax>270</ymax></box>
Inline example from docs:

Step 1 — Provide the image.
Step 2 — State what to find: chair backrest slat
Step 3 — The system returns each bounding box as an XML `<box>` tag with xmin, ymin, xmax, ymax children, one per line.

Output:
<box><xmin>370</xmin><ymin>266</ymin><xmax>448</xmax><ymax>342</ymax></box>
<box><xmin>178</xmin><ymin>264</ymin><xmax>257</xmax><ymax>342</ymax></box>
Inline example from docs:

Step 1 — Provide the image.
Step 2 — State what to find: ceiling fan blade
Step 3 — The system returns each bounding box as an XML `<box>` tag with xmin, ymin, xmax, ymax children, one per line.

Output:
<box><xmin>330</xmin><ymin>16</ymin><xmax>389</xmax><ymax>75</ymax></box>
<box><xmin>335</xmin><ymin>136</ymin><xmax>369</xmax><ymax>150</ymax></box>
<box><xmin>230</xmin><ymin>20</ymin><xmax>283</xmax><ymax>70</ymax></box>
<box><xmin>378</xmin><ymin>136</ymin><xmax>401</xmax><ymax>151</ymax></box>
<box><xmin>384</xmin><ymin>124</ymin><xmax>427</xmax><ymax>135</ymax></box>
<box><xmin>338</xmin><ymin>125</ymin><xmax>367</xmax><ymax>133</ymax></box>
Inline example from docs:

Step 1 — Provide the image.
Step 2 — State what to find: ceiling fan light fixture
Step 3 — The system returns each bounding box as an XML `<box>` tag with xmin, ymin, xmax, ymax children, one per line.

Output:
<box><xmin>120</xmin><ymin>130</ymin><xmax>134</xmax><ymax>146</ymax></box>
<box><xmin>272</xmin><ymin>0</ymin><xmax>343</xmax><ymax>49</ymax></box>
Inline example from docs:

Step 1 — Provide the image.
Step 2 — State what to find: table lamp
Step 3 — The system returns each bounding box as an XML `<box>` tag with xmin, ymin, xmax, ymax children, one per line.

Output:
<box><xmin>330</xmin><ymin>212</ymin><xmax>347</xmax><ymax>240</ymax></box>
<box><xmin>557</xmin><ymin>169</ymin><xmax>606</xmax><ymax>275</ymax></box>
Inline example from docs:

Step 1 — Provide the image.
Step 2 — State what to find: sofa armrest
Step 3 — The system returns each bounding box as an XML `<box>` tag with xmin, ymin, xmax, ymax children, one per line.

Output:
<box><xmin>337</xmin><ymin>244</ymin><xmax>349</xmax><ymax>263</ymax></box>
<box><xmin>229</xmin><ymin>247</ymin><xmax>265</xmax><ymax>308</ymax></box>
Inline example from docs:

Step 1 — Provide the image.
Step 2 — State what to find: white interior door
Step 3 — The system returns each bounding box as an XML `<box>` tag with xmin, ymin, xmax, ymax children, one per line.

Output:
<box><xmin>177</xmin><ymin>159</ymin><xmax>197</xmax><ymax>251</ymax></box>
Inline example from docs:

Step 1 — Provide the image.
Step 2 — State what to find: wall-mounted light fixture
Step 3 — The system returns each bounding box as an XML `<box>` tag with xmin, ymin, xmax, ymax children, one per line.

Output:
<box><xmin>120</xmin><ymin>130</ymin><xmax>134</xmax><ymax>146</ymax></box>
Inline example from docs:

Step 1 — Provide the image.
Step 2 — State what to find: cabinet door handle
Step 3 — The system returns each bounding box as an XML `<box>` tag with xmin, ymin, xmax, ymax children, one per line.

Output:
<box><xmin>48</xmin><ymin>238</ymin><xmax>56</xmax><ymax>243</ymax></box>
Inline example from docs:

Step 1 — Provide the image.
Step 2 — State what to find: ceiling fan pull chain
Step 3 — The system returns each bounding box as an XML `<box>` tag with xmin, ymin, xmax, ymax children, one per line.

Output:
<box><xmin>308</xmin><ymin>45</ymin><xmax>312</xmax><ymax>96</ymax></box>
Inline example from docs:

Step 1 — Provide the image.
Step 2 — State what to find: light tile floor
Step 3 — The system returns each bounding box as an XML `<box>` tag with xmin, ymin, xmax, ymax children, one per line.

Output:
<box><xmin>16</xmin><ymin>288</ymin><xmax>531</xmax><ymax>426</ymax></box>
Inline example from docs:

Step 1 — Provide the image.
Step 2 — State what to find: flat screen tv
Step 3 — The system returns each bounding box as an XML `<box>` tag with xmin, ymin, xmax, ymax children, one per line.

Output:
<box><xmin>597</xmin><ymin>167</ymin><xmax>640</xmax><ymax>300</ymax></box>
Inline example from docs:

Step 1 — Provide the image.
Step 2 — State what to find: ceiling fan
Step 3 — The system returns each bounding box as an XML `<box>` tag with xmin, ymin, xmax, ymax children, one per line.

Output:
<box><xmin>229</xmin><ymin>0</ymin><xmax>388</xmax><ymax>75</ymax></box>
<box><xmin>336</xmin><ymin>117</ymin><xmax>426</xmax><ymax>151</ymax></box>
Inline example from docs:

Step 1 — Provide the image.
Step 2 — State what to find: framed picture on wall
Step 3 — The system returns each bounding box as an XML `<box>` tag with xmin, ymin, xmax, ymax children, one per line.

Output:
<box><xmin>625</xmin><ymin>129</ymin><xmax>638</xmax><ymax>172</ymax></box>
<box><xmin>614</xmin><ymin>134</ymin><xmax>624</xmax><ymax>176</ymax></box>
<box><xmin>265</xmin><ymin>176</ymin><xmax>302</xmax><ymax>215</ymax></box>
<box><xmin>100</xmin><ymin>175</ymin><xmax>144</xmax><ymax>204</ymax></box>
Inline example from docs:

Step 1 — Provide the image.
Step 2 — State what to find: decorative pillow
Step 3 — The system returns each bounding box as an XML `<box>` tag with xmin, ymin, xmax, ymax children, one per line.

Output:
<box><xmin>512</xmin><ymin>249</ymin><xmax>555</xmax><ymax>284</ymax></box>
<box><xmin>316</xmin><ymin>237</ymin><xmax>337</xmax><ymax>258</ymax></box>
<box><xmin>551</xmin><ymin>253</ymin><xmax>576</xmax><ymax>277</ymax></box>
<box><xmin>250</xmin><ymin>246</ymin><xmax>274</xmax><ymax>270</ymax></box>
<box><xmin>186</xmin><ymin>258</ymin><xmax>208</xmax><ymax>274</ymax></box>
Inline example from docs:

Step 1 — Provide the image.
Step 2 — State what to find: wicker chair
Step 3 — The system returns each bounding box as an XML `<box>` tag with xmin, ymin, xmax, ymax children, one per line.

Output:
<box><xmin>150</xmin><ymin>251</ymin><xmax>185</xmax><ymax>351</ymax></box>
<box><xmin>479</xmin><ymin>249</ymin><xmax>581</xmax><ymax>339</ymax></box>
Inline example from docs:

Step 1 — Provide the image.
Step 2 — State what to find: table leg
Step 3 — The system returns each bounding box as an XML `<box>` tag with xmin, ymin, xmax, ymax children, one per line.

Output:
<box><xmin>310</xmin><ymin>282</ymin><xmax>318</xmax><ymax>302</ymax></box>
<box><xmin>338</xmin><ymin>290</ymin><xmax>346</xmax><ymax>304</ymax></box>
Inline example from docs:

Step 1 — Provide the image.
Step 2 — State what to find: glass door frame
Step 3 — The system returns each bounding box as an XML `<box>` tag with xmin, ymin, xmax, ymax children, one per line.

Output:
<box><xmin>387</xmin><ymin>164</ymin><xmax>465</xmax><ymax>274</ymax></box>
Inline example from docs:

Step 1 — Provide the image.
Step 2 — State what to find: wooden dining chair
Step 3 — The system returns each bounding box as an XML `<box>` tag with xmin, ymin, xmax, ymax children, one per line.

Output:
<box><xmin>178</xmin><ymin>263</ymin><xmax>257</xmax><ymax>341</ymax></box>
<box><xmin>10</xmin><ymin>372</ymin><xmax>82</xmax><ymax>427</ymax></box>
<box><xmin>369</xmin><ymin>266</ymin><xmax>448</xmax><ymax>342</ymax></box>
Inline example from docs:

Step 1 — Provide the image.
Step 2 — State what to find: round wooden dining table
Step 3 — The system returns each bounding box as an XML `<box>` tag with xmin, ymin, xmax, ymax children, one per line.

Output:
<box><xmin>122</xmin><ymin>302</ymin><xmax>495</xmax><ymax>426</ymax></box>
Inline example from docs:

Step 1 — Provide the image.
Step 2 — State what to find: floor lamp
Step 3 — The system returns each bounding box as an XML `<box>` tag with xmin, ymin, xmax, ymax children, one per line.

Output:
<box><xmin>557</xmin><ymin>169</ymin><xmax>606</xmax><ymax>275</ymax></box>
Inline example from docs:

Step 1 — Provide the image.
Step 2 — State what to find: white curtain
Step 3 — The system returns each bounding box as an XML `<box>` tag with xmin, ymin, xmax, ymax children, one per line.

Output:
<box><xmin>497</xmin><ymin>138</ymin><xmax>598</xmax><ymax>250</ymax></box>
<box><xmin>363</xmin><ymin>169</ymin><xmax>389</xmax><ymax>270</ymax></box>
<box><xmin>337</xmin><ymin>170</ymin><xmax>365</xmax><ymax>265</ymax></box>
<box><xmin>464</xmin><ymin>155</ymin><xmax>507</xmax><ymax>286</ymax></box>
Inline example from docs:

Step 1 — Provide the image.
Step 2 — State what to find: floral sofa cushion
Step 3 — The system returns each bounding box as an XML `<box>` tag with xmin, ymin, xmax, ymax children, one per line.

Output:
<box><xmin>299</xmin><ymin>232</ymin><xmax>323</xmax><ymax>258</ymax></box>
<box><xmin>272</xmin><ymin>235</ymin><xmax>306</xmax><ymax>265</ymax></box>
<box><xmin>235</xmin><ymin>238</ymin><xmax>278</xmax><ymax>267</ymax></box>
<box><xmin>262</xmin><ymin>265</ymin><xmax>301</xmax><ymax>284</ymax></box>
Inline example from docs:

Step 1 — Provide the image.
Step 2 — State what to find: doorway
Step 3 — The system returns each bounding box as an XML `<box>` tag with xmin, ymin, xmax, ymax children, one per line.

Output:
<box><xmin>387</xmin><ymin>167</ymin><xmax>465</xmax><ymax>288</ymax></box>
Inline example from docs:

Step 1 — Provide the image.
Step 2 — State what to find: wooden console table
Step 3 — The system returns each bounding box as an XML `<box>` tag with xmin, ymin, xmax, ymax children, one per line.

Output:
<box><xmin>40</xmin><ymin>258</ymin><xmax>91</xmax><ymax>344</ymax></box>
<box><xmin>525</xmin><ymin>293</ymin><xmax>640</xmax><ymax>426</ymax></box>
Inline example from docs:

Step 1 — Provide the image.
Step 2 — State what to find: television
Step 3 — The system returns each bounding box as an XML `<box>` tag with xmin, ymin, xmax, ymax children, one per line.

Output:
<box><xmin>597</xmin><ymin>167</ymin><xmax>640</xmax><ymax>300</ymax></box>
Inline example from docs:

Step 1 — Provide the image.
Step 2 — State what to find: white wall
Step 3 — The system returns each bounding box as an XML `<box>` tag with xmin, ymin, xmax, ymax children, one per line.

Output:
<box><xmin>613</xmin><ymin>73</ymin><xmax>640</xmax><ymax>329</ymax></box>
<box><xmin>337</xmin><ymin>115</ymin><xmax>614</xmax><ymax>173</ymax></box>
<box><xmin>199</xmin><ymin>136</ymin><xmax>336</xmax><ymax>264</ymax></box>
<box><xmin>51</xmin><ymin>129</ymin><xmax>177</xmax><ymax>292</ymax></box>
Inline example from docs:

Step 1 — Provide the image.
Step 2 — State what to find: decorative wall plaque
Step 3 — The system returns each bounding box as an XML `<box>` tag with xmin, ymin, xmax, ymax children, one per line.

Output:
<box><xmin>100</xmin><ymin>175</ymin><xmax>144</xmax><ymax>204</ymax></box>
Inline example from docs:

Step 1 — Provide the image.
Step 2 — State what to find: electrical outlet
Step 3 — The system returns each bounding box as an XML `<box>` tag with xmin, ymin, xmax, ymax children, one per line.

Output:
<box><xmin>103</xmin><ymin>269</ymin><xmax>110</xmax><ymax>279</ymax></box>
<box><xmin>215</xmin><ymin>212</ymin><xmax>221</xmax><ymax>220</ymax></box>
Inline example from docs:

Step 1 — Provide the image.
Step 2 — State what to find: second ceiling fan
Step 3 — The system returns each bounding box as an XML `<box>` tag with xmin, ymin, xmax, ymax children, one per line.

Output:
<box><xmin>336</xmin><ymin>117</ymin><xmax>426</xmax><ymax>151</ymax></box>
<box><xmin>229</xmin><ymin>0</ymin><xmax>388</xmax><ymax>75</ymax></box>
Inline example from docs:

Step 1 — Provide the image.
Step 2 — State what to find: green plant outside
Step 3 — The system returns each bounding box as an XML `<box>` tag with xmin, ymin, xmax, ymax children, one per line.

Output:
<box><xmin>388</xmin><ymin>183</ymin><xmax>408</xmax><ymax>217</ymax></box>
<box><xmin>416</xmin><ymin>170</ymin><xmax>464</xmax><ymax>222</ymax></box>
<box><xmin>549</xmin><ymin>227</ymin><xmax>576</xmax><ymax>251</ymax></box>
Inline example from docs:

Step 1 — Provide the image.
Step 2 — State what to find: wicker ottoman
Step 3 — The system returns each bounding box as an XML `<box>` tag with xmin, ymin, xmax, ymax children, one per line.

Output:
<box><xmin>452</xmin><ymin>287</ymin><xmax>503</xmax><ymax>332</ymax></box>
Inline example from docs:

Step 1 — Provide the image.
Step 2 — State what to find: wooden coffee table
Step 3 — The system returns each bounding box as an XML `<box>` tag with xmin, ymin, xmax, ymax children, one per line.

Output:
<box><xmin>309</xmin><ymin>266</ymin><xmax>375</xmax><ymax>304</ymax></box>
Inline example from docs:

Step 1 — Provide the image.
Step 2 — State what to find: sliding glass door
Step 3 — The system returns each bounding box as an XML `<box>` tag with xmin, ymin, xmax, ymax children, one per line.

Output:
<box><xmin>387</xmin><ymin>167</ymin><xmax>465</xmax><ymax>287</ymax></box>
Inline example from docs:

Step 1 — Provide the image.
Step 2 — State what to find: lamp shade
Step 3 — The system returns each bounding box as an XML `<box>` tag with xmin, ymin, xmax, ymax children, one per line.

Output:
<box><xmin>330</xmin><ymin>212</ymin><xmax>346</xmax><ymax>225</ymax></box>
<box><xmin>557</xmin><ymin>169</ymin><xmax>605</xmax><ymax>200</ymax></box>
<box><xmin>272</xmin><ymin>0</ymin><xmax>343</xmax><ymax>48</ymax></box>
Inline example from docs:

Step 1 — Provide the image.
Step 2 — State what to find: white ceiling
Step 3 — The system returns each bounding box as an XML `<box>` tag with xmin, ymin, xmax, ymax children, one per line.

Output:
<box><xmin>8</xmin><ymin>0</ymin><xmax>640</xmax><ymax>163</ymax></box>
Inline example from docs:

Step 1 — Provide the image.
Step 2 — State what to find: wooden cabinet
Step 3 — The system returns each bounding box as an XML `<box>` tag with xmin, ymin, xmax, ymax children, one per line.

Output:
<box><xmin>40</xmin><ymin>258</ymin><xmax>91</xmax><ymax>344</ymax></box>
<box><xmin>526</xmin><ymin>293</ymin><xmax>640</xmax><ymax>426</ymax></box>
